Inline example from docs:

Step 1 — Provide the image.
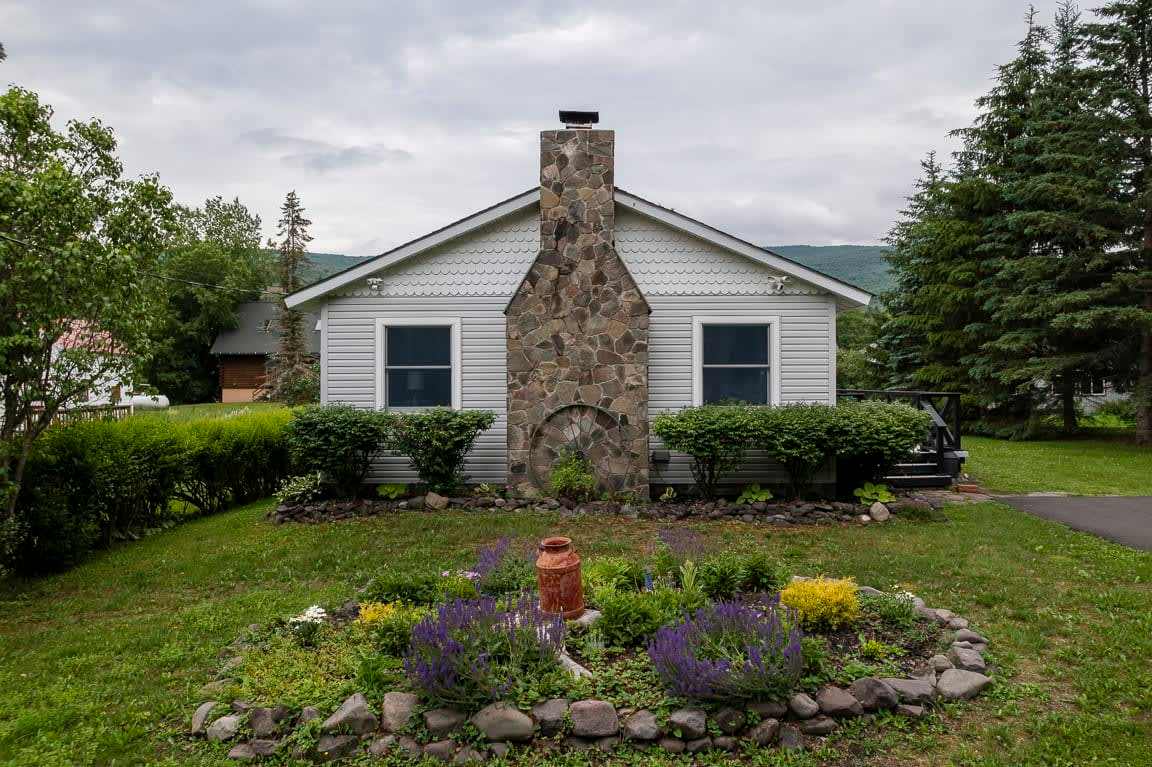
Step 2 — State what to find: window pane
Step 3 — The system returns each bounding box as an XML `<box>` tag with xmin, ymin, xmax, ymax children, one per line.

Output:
<box><xmin>387</xmin><ymin>326</ymin><xmax>451</xmax><ymax>366</ymax></box>
<box><xmin>387</xmin><ymin>368</ymin><xmax>452</xmax><ymax>407</ymax></box>
<box><xmin>703</xmin><ymin>367</ymin><xmax>768</xmax><ymax>405</ymax></box>
<box><xmin>702</xmin><ymin>325</ymin><xmax>768</xmax><ymax>365</ymax></box>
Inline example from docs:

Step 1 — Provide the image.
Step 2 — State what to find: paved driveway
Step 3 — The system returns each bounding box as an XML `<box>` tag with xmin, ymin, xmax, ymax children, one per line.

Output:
<box><xmin>997</xmin><ymin>496</ymin><xmax>1152</xmax><ymax>551</ymax></box>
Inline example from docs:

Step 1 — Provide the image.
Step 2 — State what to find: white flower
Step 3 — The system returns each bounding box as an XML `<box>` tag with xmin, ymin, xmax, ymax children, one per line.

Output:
<box><xmin>289</xmin><ymin>605</ymin><xmax>328</xmax><ymax>625</ymax></box>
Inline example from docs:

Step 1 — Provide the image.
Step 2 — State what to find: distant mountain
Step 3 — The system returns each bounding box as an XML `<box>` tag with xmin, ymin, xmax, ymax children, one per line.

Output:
<box><xmin>293</xmin><ymin>245</ymin><xmax>894</xmax><ymax>295</ymax></box>
<box><xmin>767</xmin><ymin>245</ymin><xmax>892</xmax><ymax>295</ymax></box>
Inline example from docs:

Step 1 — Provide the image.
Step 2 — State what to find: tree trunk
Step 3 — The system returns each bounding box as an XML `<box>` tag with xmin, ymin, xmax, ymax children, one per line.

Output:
<box><xmin>1137</xmin><ymin>292</ymin><xmax>1152</xmax><ymax>446</ymax></box>
<box><xmin>1061</xmin><ymin>376</ymin><xmax>1079</xmax><ymax>434</ymax></box>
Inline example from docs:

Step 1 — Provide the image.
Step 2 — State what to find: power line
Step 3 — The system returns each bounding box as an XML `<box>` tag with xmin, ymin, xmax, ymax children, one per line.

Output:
<box><xmin>0</xmin><ymin>231</ymin><xmax>283</xmax><ymax>297</ymax></box>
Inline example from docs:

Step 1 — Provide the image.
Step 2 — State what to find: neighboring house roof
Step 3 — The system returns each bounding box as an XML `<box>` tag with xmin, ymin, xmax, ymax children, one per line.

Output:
<box><xmin>210</xmin><ymin>301</ymin><xmax>321</xmax><ymax>356</ymax></box>
<box><xmin>285</xmin><ymin>189</ymin><xmax>873</xmax><ymax>309</ymax></box>
<box><xmin>54</xmin><ymin>319</ymin><xmax>124</xmax><ymax>355</ymax></box>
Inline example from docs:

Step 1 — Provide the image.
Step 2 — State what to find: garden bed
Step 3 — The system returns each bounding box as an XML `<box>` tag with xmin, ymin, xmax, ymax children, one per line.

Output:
<box><xmin>188</xmin><ymin>532</ymin><xmax>993</xmax><ymax>763</ymax></box>
<box><xmin>270</xmin><ymin>492</ymin><xmax>939</xmax><ymax>526</ymax></box>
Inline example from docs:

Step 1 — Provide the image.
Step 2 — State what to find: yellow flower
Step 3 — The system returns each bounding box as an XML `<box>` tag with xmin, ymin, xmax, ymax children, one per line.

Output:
<box><xmin>355</xmin><ymin>601</ymin><xmax>397</xmax><ymax>626</ymax></box>
<box><xmin>780</xmin><ymin>577</ymin><xmax>860</xmax><ymax>630</ymax></box>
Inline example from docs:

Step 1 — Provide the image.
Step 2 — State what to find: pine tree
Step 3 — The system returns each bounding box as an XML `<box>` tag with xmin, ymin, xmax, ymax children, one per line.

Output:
<box><xmin>984</xmin><ymin>2</ymin><xmax>1129</xmax><ymax>433</ymax></box>
<box><xmin>1081</xmin><ymin>0</ymin><xmax>1152</xmax><ymax>444</ymax></box>
<box><xmin>260</xmin><ymin>191</ymin><xmax>316</xmax><ymax>403</ymax></box>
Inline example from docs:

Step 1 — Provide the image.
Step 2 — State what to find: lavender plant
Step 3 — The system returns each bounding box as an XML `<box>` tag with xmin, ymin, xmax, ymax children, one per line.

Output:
<box><xmin>647</xmin><ymin>596</ymin><xmax>803</xmax><ymax>701</ymax></box>
<box><xmin>404</xmin><ymin>595</ymin><xmax>565</xmax><ymax>706</ymax></box>
<box><xmin>473</xmin><ymin>538</ymin><xmax>535</xmax><ymax>596</ymax></box>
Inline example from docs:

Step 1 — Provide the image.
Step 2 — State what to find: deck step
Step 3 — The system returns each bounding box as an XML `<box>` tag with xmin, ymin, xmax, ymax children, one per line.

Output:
<box><xmin>883</xmin><ymin>473</ymin><xmax>955</xmax><ymax>489</ymax></box>
<box><xmin>888</xmin><ymin>462</ymin><xmax>943</xmax><ymax>476</ymax></box>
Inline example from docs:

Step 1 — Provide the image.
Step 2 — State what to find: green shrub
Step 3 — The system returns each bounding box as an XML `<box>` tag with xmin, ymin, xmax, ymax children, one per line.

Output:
<box><xmin>698</xmin><ymin>552</ymin><xmax>746</xmax><ymax>600</ymax></box>
<box><xmin>853</xmin><ymin>481</ymin><xmax>895</xmax><ymax>506</ymax></box>
<box><xmin>594</xmin><ymin>586</ymin><xmax>704</xmax><ymax>648</ymax></box>
<box><xmin>651</xmin><ymin>405</ymin><xmax>759</xmax><ymax>499</ymax></box>
<box><xmin>860</xmin><ymin>591</ymin><xmax>917</xmax><ymax>629</ymax></box>
<box><xmin>736</xmin><ymin>483</ymin><xmax>773</xmax><ymax>504</ymax></box>
<box><xmin>285</xmin><ymin>405</ymin><xmax>392</xmax><ymax>498</ymax></box>
<box><xmin>754</xmin><ymin>404</ymin><xmax>837</xmax><ymax>497</ymax></box>
<box><xmin>364</xmin><ymin>571</ymin><xmax>443</xmax><ymax>605</ymax></box>
<box><xmin>832</xmin><ymin>401</ymin><xmax>932</xmax><ymax>483</ymax></box>
<box><xmin>177</xmin><ymin>408</ymin><xmax>293</xmax><ymax>514</ymax></box>
<box><xmin>739</xmin><ymin>550</ymin><xmax>785</xmax><ymax>592</ymax></box>
<box><xmin>376</xmin><ymin>483</ymin><xmax>407</xmax><ymax>500</ymax></box>
<box><xmin>15</xmin><ymin>418</ymin><xmax>189</xmax><ymax>572</ymax></box>
<box><xmin>477</xmin><ymin>555</ymin><xmax>534</xmax><ymax>596</ymax></box>
<box><xmin>275</xmin><ymin>472</ymin><xmax>325</xmax><ymax>506</ymax></box>
<box><xmin>388</xmin><ymin>408</ymin><xmax>496</xmax><ymax>494</ymax></box>
<box><xmin>584</xmin><ymin>557</ymin><xmax>645</xmax><ymax>593</ymax></box>
<box><xmin>549</xmin><ymin>449</ymin><xmax>596</xmax><ymax>500</ymax></box>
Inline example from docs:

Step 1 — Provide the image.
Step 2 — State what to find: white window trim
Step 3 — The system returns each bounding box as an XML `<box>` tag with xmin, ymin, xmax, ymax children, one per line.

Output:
<box><xmin>374</xmin><ymin>317</ymin><xmax>462</xmax><ymax>410</ymax></box>
<box><xmin>691</xmin><ymin>316</ymin><xmax>781</xmax><ymax>407</ymax></box>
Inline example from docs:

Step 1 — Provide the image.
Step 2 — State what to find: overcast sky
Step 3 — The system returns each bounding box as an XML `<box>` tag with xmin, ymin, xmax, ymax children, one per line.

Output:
<box><xmin>4</xmin><ymin>0</ymin><xmax>1065</xmax><ymax>255</ymax></box>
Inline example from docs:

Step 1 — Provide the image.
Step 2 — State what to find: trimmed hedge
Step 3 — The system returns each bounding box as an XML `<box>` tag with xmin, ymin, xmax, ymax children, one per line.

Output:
<box><xmin>654</xmin><ymin>401</ymin><xmax>932</xmax><ymax>498</ymax></box>
<box><xmin>388</xmin><ymin>408</ymin><xmax>496</xmax><ymax>494</ymax></box>
<box><xmin>285</xmin><ymin>405</ymin><xmax>392</xmax><ymax>499</ymax></box>
<box><xmin>13</xmin><ymin>408</ymin><xmax>293</xmax><ymax>573</ymax></box>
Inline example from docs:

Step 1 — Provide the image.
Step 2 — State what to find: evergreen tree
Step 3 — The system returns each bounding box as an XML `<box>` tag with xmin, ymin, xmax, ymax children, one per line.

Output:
<box><xmin>984</xmin><ymin>2</ymin><xmax>1129</xmax><ymax>432</ymax></box>
<box><xmin>1081</xmin><ymin>0</ymin><xmax>1152</xmax><ymax>444</ymax></box>
<box><xmin>260</xmin><ymin>191</ymin><xmax>316</xmax><ymax>403</ymax></box>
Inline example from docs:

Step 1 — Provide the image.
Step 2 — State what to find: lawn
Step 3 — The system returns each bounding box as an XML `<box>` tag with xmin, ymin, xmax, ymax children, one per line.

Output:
<box><xmin>136</xmin><ymin>402</ymin><xmax>287</xmax><ymax>421</ymax></box>
<box><xmin>965</xmin><ymin>435</ymin><xmax>1152</xmax><ymax>495</ymax></box>
<box><xmin>1</xmin><ymin>501</ymin><xmax>1149</xmax><ymax>767</ymax></box>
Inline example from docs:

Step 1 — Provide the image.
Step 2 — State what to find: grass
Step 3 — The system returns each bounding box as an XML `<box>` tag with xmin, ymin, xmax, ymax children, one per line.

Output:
<box><xmin>1</xmin><ymin>501</ymin><xmax>1149</xmax><ymax>766</ymax></box>
<box><xmin>966</xmin><ymin>435</ymin><xmax>1152</xmax><ymax>495</ymax></box>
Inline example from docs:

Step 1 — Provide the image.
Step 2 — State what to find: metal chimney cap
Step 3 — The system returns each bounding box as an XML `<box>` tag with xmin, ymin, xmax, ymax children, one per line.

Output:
<box><xmin>559</xmin><ymin>110</ymin><xmax>599</xmax><ymax>129</ymax></box>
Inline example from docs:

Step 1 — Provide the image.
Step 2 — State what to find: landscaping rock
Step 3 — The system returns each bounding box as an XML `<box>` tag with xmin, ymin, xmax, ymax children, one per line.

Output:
<box><xmin>748</xmin><ymin>718</ymin><xmax>780</xmax><ymax>746</ymax></box>
<box><xmin>800</xmin><ymin>716</ymin><xmax>838</xmax><ymax>735</ymax></box>
<box><xmin>789</xmin><ymin>692</ymin><xmax>820</xmax><ymax>719</ymax></box>
<box><xmin>300</xmin><ymin>706</ymin><xmax>322</xmax><ymax>723</ymax></box>
<box><xmin>531</xmin><ymin>698</ymin><xmax>569</xmax><ymax>735</ymax></box>
<box><xmin>322</xmin><ymin>693</ymin><xmax>377</xmax><ymax>735</ymax></box>
<box><xmin>315</xmin><ymin>734</ymin><xmax>360</xmax><ymax>761</ymax></box>
<box><xmin>368</xmin><ymin>736</ymin><xmax>396</xmax><ymax>756</ymax></box>
<box><xmin>869</xmin><ymin>502</ymin><xmax>891</xmax><ymax>521</ymax></box>
<box><xmin>858</xmin><ymin>585</ymin><xmax>884</xmax><ymax>597</ymax></box>
<box><xmin>659</xmin><ymin>737</ymin><xmax>686</xmax><ymax>753</ymax></box>
<box><xmin>880</xmin><ymin>678</ymin><xmax>937</xmax><ymax>705</ymax></box>
<box><xmin>396</xmin><ymin>736</ymin><xmax>423</xmax><ymax>757</ymax></box>
<box><xmin>559</xmin><ymin>652</ymin><xmax>593</xmax><ymax>678</ymax></box>
<box><xmin>937</xmin><ymin>669</ymin><xmax>992</xmax><ymax>700</ymax></box>
<box><xmin>191</xmin><ymin>702</ymin><xmax>218</xmax><ymax>735</ymax></box>
<box><xmin>206</xmin><ymin>714</ymin><xmax>242</xmax><ymax>743</ymax></box>
<box><xmin>594</xmin><ymin>736</ymin><xmax>620</xmax><ymax>753</ymax></box>
<box><xmin>816</xmin><ymin>686</ymin><xmax>863</xmax><ymax>717</ymax></box>
<box><xmin>226</xmin><ymin>743</ymin><xmax>258</xmax><ymax>762</ymax></box>
<box><xmin>571</xmin><ymin>609</ymin><xmax>602</xmax><ymax>629</ymax></box>
<box><xmin>248</xmin><ymin>706</ymin><xmax>289</xmax><ymax>738</ymax></box>
<box><xmin>779</xmin><ymin>724</ymin><xmax>804</xmax><ymax>751</ymax></box>
<box><xmin>929</xmin><ymin>654</ymin><xmax>954</xmax><ymax>673</ymax></box>
<box><xmin>562</xmin><ymin>737</ymin><xmax>596</xmax><ymax>751</ymax></box>
<box><xmin>489</xmin><ymin>742</ymin><xmax>510</xmax><ymax>758</ymax></box>
<box><xmin>947</xmin><ymin>616</ymin><xmax>970</xmax><ymax>630</ymax></box>
<box><xmin>714</xmin><ymin>736</ymin><xmax>739</xmax><ymax>751</ymax></box>
<box><xmin>423</xmin><ymin>739</ymin><xmax>456</xmax><ymax>762</ymax></box>
<box><xmin>849</xmin><ymin>677</ymin><xmax>899</xmax><ymax>711</ymax></box>
<box><xmin>685</xmin><ymin>737</ymin><xmax>713</xmax><ymax>753</ymax></box>
<box><xmin>381</xmin><ymin>691</ymin><xmax>419</xmax><ymax>732</ymax></box>
<box><xmin>955</xmin><ymin>628</ymin><xmax>989</xmax><ymax>645</ymax></box>
<box><xmin>471</xmin><ymin>702</ymin><xmax>534</xmax><ymax>742</ymax></box>
<box><xmin>948</xmin><ymin>646</ymin><xmax>987</xmax><ymax>673</ymax></box>
<box><xmin>897</xmin><ymin>704</ymin><xmax>926</xmax><ymax>718</ymax></box>
<box><xmin>570</xmin><ymin>700</ymin><xmax>620</xmax><ymax>737</ymax></box>
<box><xmin>714</xmin><ymin>707</ymin><xmax>745</xmax><ymax>734</ymax></box>
<box><xmin>749</xmin><ymin>701</ymin><xmax>788</xmax><ymax>719</ymax></box>
<box><xmin>425</xmin><ymin>708</ymin><xmax>467</xmax><ymax>736</ymax></box>
<box><xmin>454</xmin><ymin>746</ymin><xmax>487</xmax><ymax>764</ymax></box>
<box><xmin>425</xmin><ymin>492</ymin><xmax>450</xmax><ymax>510</ymax></box>
<box><xmin>668</xmin><ymin>708</ymin><xmax>707</xmax><ymax>739</ymax></box>
<box><xmin>622</xmin><ymin>709</ymin><xmax>661</xmax><ymax>741</ymax></box>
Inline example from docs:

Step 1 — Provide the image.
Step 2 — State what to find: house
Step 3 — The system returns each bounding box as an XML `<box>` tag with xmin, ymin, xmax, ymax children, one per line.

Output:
<box><xmin>286</xmin><ymin>112</ymin><xmax>872</xmax><ymax>496</ymax></box>
<box><xmin>210</xmin><ymin>301</ymin><xmax>320</xmax><ymax>403</ymax></box>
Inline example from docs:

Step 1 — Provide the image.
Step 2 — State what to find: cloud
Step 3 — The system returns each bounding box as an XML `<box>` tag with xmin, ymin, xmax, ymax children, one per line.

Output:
<box><xmin>1</xmin><ymin>0</ymin><xmax>1067</xmax><ymax>253</ymax></box>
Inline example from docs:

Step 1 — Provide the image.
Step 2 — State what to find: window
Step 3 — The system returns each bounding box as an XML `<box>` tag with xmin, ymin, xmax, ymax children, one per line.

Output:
<box><xmin>376</xmin><ymin>318</ymin><xmax>461</xmax><ymax>409</ymax></box>
<box><xmin>692</xmin><ymin>317</ymin><xmax>779</xmax><ymax>406</ymax></box>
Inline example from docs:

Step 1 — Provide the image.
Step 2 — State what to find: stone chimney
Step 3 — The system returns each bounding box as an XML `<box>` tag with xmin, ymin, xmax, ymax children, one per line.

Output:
<box><xmin>506</xmin><ymin>115</ymin><xmax>650</xmax><ymax>496</ymax></box>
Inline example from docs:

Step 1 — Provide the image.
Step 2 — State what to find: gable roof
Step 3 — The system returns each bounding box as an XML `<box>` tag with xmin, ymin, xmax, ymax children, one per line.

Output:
<box><xmin>285</xmin><ymin>189</ymin><xmax>872</xmax><ymax>309</ymax></box>
<box><xmin>210</xmin><ymin>301</ymin><xmax>321</xmax><ymax>356</ymax></box>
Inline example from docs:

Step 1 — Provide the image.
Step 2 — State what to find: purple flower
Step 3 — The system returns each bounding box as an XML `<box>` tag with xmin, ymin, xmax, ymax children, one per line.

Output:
<box><xmin>473</xmin><ymin>538</ymin><xmax>511</xmax><ymax>579</ymax></box>
<box><xmin>647</xmin><ymin>595</ymin><xmax>803</xmax><ymax>701</ymax></box>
